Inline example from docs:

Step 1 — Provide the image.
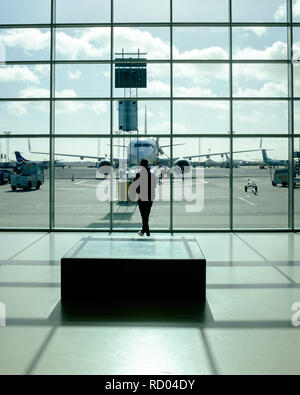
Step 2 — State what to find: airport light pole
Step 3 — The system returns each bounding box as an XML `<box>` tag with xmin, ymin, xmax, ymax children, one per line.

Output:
<box><xmin>3</xmin><ymin>131</ymin><xmax>12</xmax><ymax>161</ymax></box>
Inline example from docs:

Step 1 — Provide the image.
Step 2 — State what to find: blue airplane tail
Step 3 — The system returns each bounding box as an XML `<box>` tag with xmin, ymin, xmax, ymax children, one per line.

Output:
<box><xmin>15</xmin><ymin>151</ymin><xmax>27</xmax><ymax>162</ymax></box>
<box><xmin>262</xmin><ymin>149</ymin><xmax>269</xmax><ymax>164</ymax></box>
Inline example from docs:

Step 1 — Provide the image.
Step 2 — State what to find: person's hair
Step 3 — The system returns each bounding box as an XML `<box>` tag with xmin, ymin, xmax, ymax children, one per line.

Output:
<box><xmin>140</xmin><ymin>159</ymin><xmax>149</xmax><ymax>168</ymax></box>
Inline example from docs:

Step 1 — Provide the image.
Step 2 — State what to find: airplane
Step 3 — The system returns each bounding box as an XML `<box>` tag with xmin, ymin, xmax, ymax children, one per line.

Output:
<box><xmin>223</xmin><ymin>154</ymin><xmax>244</xmax><ymax>168</ymax></box>
<box><xmin>262</xmin><ymin>149</ymin><xmax>289</xmax><ymax>168</ymax></box>
<box><xmin>28</xmin><ymin>137</ymin><xmax>262</xmax><ymax>179</ymax></box>
<box><xmin>14</xmin><ymin>151</ymin><xmax>66</xmax><ymax>169</ymax></box>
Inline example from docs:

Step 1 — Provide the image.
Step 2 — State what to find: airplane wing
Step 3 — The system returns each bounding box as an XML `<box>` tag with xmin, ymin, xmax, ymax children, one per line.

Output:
<box><xmin>157</xmin><ymin>149</ymin><xmax>264</xmax><ymax>166</ymax></box>
<box><xmin>175</xmin><ymin>149</ymin><xmax>263</xmax><ymax>161</ymax></box>
<box><xmin>28</xmin><ymin>140</ymin><xmax>106</xmax><ymax>161</ymax></box>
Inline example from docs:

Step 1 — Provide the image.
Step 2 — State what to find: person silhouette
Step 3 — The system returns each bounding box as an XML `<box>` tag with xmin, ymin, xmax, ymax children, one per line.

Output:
<box><xmin>132</xmin><ymin>159</ymin><xmax>157</xmax><ymax>237</ymax></box>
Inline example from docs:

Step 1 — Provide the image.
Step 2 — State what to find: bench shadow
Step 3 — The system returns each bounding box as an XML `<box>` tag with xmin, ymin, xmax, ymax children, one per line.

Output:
<box><xmin>49</xmin><ymin>298</ymin><xmax>213</xmax><ymax>328</ymax></box>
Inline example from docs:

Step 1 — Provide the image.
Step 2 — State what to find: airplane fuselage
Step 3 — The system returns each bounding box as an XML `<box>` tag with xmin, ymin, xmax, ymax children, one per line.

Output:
<box><xmin>127</xmin><ymin>137</ymin><xmax>159</xmax><ymax>166</ymax></box>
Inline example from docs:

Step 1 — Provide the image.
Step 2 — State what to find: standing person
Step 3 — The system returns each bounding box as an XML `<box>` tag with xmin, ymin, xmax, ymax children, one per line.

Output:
<box><xmin>131</xmin><ymin>159</ymin><xmax>157</xmax><ymax>237</ymax></box>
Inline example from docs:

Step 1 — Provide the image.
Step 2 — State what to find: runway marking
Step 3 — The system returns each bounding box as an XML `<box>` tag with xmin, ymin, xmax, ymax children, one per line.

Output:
<box><xmin>238</xmin><ymin>197</ymin><xmax>255</xmax><ymax>206</ymax></box>
<box><xmin>74</xmin><ymin>180</ymin><xmax>86</xmax><ymax>185</ymax></box>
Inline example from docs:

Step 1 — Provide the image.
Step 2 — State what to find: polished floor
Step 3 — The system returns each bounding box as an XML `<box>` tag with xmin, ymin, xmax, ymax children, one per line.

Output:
<box><xmin>0</xmin><ymin>232</ymin><xmax>300</xmax><ymax>375</ymax></box>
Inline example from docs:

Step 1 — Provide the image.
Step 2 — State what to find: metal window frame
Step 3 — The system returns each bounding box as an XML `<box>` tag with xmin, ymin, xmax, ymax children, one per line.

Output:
<box><xmin>0</xmin><ymin>0</ymin><xmax>299</xmax><ymax>232</ymax></box>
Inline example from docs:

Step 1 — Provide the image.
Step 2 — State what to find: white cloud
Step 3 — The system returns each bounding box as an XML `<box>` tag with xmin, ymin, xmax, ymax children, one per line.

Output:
<box><xmin>234</xmin><ymin>41</ymin><xmax>287</xmax><ymax>60</ymax></box>
<box><xmin>147</xmin><ymin>80</ymin><xmax>170</xmax><ymax>96</ymax></box>
<box><xmin>0</xmin><ymin>65</ymin><xmax>39</xmax><ymax>83</ymax></box>
<box><xmin>174</xmin><ymin>87</ymin><xmax>217</xmax><ymax>98</ymax></box>
<box><xmin>18</xmin><ymin>87</ymin><xmax>79</xmax><ymax>103</ymax></box>
<box><xmin>234</xmin><ymin>81</ymin><xmax>287</xmax><ymax>98</ymax></box>
<box><xmin>56</xmin><ymin>29</ymin><xmax>110</xmax><ymax>60</ymax></box>
<box><xmin>7</xmin><ymin>102</ymin><xmax>29</xmax><ymax>116</ymax></box>
<box><xmin>241</xmin><ymin>27</ymin><xmax>268</xmax><ymax>37</ymax></box>
<box><xmin>274</xmin><ymin>3</ymin><xmax>287</xmax><ymax>21</ymax></box>
<box><xmin>188</xmin><ymin>100</ymin><xmax>229</xmax><ymax>111</ymax></box>
<box><xmin>0</xmin><ymin>29</ymin><xmax>50</xmax><ymax>51</ymax></box>
<box><xmin>55</xmin><ymin>101</ymin><xmax>84</xmax><ymax>114</ymax></box>
<box><xmin>34</xmin><ymin>65</ymin><xmax>49</xmax><ymax>76</ymax></box>
<box><xmin>274</xmin><ymin>0</ymin><xmax>300</xmax><ymax>20</ymax></box>
<box><xmin>175</xmin><ymin>46</ymin><xmax>228</xmax><ymax>60</ymax></box>
<box><xmin>19</xmin><ymin>87</ymin><xmax>49</xmax><ymax>98</ymax></box>
<box><xmin>68</xmin><ymin>69</ymin><xmax>82</xmax><ymax>80</ymax></box>
<box><xmin>174</xmin><ymin>63</ymin><xmax>228</xmax><ymax>82</ymax></box>
<box><xmin>115</xmin><ymin>27</ymin><xmax>169</xmax><ymax>59</ymax></box>
<box><xmin>7</xmin><ymin>101</ymin><xmax>49</xmax><ymax>117</ymax></box>
<box><xmin>90</xmin><ymin>102</ymin><xmax>108</xmax><ymax>114</ymax></box>
<box><xmin>295</xmin><ymin>0</ymin><xmax>300</xmax><ymax>16</ymax></box>
<box><xmin>55</xmin><ymin>89</ymin><xmax>78</xmax><ymax>98</ymax></box>
<box><xmin>233</xmin><ymin>63</ymin><xmax>287</xmax><ymax>84</ymax></box>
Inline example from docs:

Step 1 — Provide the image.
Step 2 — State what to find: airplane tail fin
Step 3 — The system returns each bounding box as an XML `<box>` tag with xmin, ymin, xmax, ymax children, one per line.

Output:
<box><xmin>156</xmin><ymin>137</ymin><xmax>165</xmax><ymax>155</ymax></box>
<box><xmin>262</xmin><ymin>149</ymin><xmax>268</xmax><ymax>163</ymax></box>
<box><xmin>15</xmin><ymin>151</ymin><xmax>26</xmax><ymax>162</ymax></box>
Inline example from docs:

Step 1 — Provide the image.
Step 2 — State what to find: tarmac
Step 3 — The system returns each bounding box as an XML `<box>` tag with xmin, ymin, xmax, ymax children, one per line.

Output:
<box><xmin>0</xmin><ymin>166</ymin><xmax>299</xmax><ymax>229</ymax></box>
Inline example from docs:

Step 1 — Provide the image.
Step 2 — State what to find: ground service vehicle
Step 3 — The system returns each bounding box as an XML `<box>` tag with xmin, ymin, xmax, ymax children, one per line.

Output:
<box><xmin>10</xmin><ymin>163</ymin><xmax>44</xmax><ymax>191</ymax></box>
<box><xmin>0</xmin><ymin>169</ymin><xmax>11</xmax><ymax>185</ymax></box>
<box><xmin>271</xmin><ymin>168</ymin><xmax>300</xmax><ymax>187</ymax></box>
<box><xmin>245</xmin><ymin>178</ymin><xmax>258</xmax><ymax>195</ymax></box>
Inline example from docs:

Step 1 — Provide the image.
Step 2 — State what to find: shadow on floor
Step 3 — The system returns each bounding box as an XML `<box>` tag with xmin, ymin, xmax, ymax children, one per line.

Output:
<box><xmin>49</xmin><ymin>299</ymin><xmax>214</xmax><ymax>328</ymax></box>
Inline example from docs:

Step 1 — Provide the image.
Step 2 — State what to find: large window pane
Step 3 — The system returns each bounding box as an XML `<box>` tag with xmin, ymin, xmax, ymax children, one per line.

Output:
<box><xmin>233</xmin><ymin>64</ymin><xmax>288</xmax><ymax>98</ymax></box>
<box><xmin>233</xmin><ymin>101</ymin><xmax>288</xmax><ymax>134</ymax></box>
<box><xmin>294</xmin><ymin>101</ymin><xmax>300</xmax><ymax>132</ymax></box>
<box><xmin>295</xmin><ymin>137</ymin><xmax>300</xmax><ymax>227</ymax></box>
<box><xmin>174</xmin><ymin>64</ymin><xmax>229</xmax><ymax>98</ymax></box>
<box><xmin>55</xmin><ymin>101</ymin><xmax>110</xmax><ymax>134</ymax></box>
<box><xmin>293</xmin><ymin>0</ymin><xmax>300</xmax><ymax>23</ymax></box>
<box><xmin>112</xmin><ymin>136</ymin><xmax>170</xmax><ymax>230</ymax></box>
<box><xmin>293</xmin><ymin>27</ymin><xmax>300</xmax><ymax>63</ymax></box>
<box><xmin>232</xmin><ymin>0</ymin><xmax>287</xmax><ymax>22</ymax></box>
<box><xmin>0</xmin><ymin>29</ymin><xmax>50</xmax><ymax>62</ymax></box>
<box><xmin>0</xmin><ymin>138</ymin><xmax>49</xmax><ymax>228</ymax></box>
<box><xmin>173</xmin><ymin>138</ymin><xmax>229</xmax><ymax>229</ymax></box>
<box><xmin>173</xmin><ymin>101</ymin><xmax>229</xmax><ymax>134</ymax></box>
<box><xmin>55</xmin><ymin>64</ymin><xmax>110</xmax><ymax>98</ymax></box>
<box><xmin>0</xmin><ymin>0</ymin><xmax>50</xmax><ymax>24</ymax></box>
<box><xmin>293</xmin><ymin>64</ymin><xmax>300</xmax><ymax>97</ymax></box>
<box><xmin>55</xmin><ymin>28</ymin><xmax>110</xmax><ymax>61</ymax></box>
<box><xmin>113</xmin><ymin>100</ymin><xmax>170</xmax><ymax>135</ymax></box>
<box><xmin>114</xmin><ymin>27</ymin><xmax>170</xmax><ymax>60</ymax></box>
<box><xmin>233</xmin><ymin>27</ymin><xmax>287</xmax><ymax>60</ymax></box>
<box><xmin>55</xmin><ymin>138</ymin><xmax>110</xmax><ymax>229</ymax></box>
<box><xmin>0</xmin><ymin>65</ymin><xmax>50</xmax><ymax>98</ymax></box>
<box><xmin>0</xmin><ymin>101</ymin><xmax>50</xmax><ymax>134</ymax></box>
<box><xmin>114</xmin><ymin>0</ymin><xmax>169</xmax><ymax>23</ymax></box>
<box><xmin>173</xmin><ymin>27</ymin><xmax>229</xmax><ymax>60</ymax></box>
<box><xmin>233</xmin><ymin>138</ymin><xmax>289</xmax><ymax>229</ymax></box>
<box><xmin>173</xmin><ymin>0</ymin><xmax>229</xmax><ymax>22</ymax></box>
<box><xmin>56</xmin><ymin>0</ymin><xmax>110</xmax><ymax>23</ymax></box>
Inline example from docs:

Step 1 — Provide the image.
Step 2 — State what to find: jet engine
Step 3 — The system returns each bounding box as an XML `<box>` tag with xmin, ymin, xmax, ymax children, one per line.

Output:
<box><xmin>96</xmin><ymin>160</ymin><xmax>112</xmax><ymax>178</ymax></box>
<box><xmin>173</xmin><ymin>158</ymin><xmax>192</xmax><ymax>176</ymax></box>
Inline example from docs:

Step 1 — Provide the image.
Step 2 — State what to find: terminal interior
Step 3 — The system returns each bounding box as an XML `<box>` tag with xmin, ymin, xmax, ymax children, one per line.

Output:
<box><xmin>1</xmin><ymin>0</ymin><xmax>300</xmax><ymax>375</ymax></box>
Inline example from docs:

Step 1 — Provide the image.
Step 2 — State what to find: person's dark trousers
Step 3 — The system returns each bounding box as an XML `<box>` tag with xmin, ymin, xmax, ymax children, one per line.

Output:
<box><xmin>138</xmin><ymin>201</ymin><xmax>153</xmax><ymax>236</ymax></box>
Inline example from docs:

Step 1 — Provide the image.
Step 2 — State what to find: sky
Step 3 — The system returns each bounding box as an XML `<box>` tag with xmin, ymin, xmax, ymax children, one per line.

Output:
<box><xmin>0</xmin><ymin>0</ymin><xmax>300</xmax><ymax>162</ymax></box>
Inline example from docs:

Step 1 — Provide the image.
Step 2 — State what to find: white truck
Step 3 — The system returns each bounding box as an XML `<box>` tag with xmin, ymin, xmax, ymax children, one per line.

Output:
<box><xmin>10</xmin><ymin>163</ymin><xmax>44</xmax><ymax>191</ymax></box>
